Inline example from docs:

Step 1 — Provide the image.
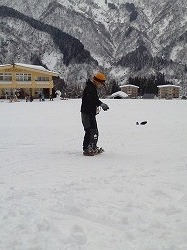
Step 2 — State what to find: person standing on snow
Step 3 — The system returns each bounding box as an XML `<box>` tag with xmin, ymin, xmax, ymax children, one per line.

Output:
<box><xmin>81</xmin><ymin>72</ymin><xmax>109</xmax><ymax>156</ymax></box>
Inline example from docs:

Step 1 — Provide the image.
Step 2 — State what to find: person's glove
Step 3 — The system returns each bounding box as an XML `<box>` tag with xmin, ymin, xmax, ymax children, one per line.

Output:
<box><xmin>100</xmin><ymin>102</ymin><xmax>109</xmax><ymax>111</ymax></box>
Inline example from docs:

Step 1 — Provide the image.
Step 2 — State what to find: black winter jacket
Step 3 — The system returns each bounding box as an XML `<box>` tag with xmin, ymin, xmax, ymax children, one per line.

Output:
<box><xmin>81</xmin><ymin>79</ymin><xmax>102</xmax><ymax>115</ymax></box>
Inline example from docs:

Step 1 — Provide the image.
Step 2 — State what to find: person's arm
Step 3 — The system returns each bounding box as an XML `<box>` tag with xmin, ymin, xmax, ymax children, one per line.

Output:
<box><xmin>87</xmin><ymin>85</ymin><xmax>102</xmax><ymax>107</ymax></box>
<box><xmin>87</xmin><ymin>86</ymin><xmax>109</xmax><ymax>111</ymax></box>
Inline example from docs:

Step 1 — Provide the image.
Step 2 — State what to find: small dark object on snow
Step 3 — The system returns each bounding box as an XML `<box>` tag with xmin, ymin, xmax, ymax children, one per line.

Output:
<box><xmin>140</xmin><ymin>121</ymin><xmax>147</xmax><ymax>125</ymax></box>
<box><xmin>136</xmin><ymin>121</ymin><xmax>147</xmax><ymax>125</ymax></box>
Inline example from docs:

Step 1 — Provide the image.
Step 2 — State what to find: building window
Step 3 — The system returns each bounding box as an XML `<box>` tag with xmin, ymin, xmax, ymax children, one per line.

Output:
<box><xmin>16</xmin><ymin>73</ymin><xmax>31</xmax><ymax>81</ymax></box>
<box><xmin>0</xmin><ymin>73</ymin><xmax>12</xmax><ymax>81</ymax></box>
<box><xmin>35</xmin><ymin>76</ymin><xmax>49</xmax><ymax>81</ymax></box>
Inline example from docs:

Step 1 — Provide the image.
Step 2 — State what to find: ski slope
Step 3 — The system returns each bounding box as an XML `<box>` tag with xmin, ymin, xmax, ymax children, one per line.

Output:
<box><xmin>0</xmin><ymin>98</ymin><xmax>187</xmax><ymax>250</ymax></box>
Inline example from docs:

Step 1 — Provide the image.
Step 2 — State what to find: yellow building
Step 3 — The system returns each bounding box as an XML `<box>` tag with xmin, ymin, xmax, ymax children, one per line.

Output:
<box><xmin>157</xmin><ymin>85</ymin><xmax>181</xmax><ymax>99</ymax></box>
<box><xmin>120</xmin><ymin>84</ymin><xmax>139</xmax><ymax>98</ymax></box>
<box><xmin>0</xmin><ymin>63</ymin><xmax>58</xmax><ymax>99</ymax></box>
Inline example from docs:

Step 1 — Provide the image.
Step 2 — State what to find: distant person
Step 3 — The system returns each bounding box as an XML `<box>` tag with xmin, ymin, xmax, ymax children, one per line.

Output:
<box><xmin>42</xmin><ymin>93</ymin><xmax>45</xmax><ymax>101</ymax></box>
<box><xmin>81</xmin><ymin>72</ymin><xmax>109</xmax><ymax>156</ymax></box>
<box><xmin>49</xmin><ymin>94</ymin><xmax>53</xmax><ymax>101</ymax></box>
<box><xmin>14</xmin><ymin>94</ymin><xmax>18</xmax><ymax>102</ymax></box>
<box><xmin>9</xmin><ymin>93</ymin><xmax>13</xmax><ymax>103</ymax></box>
<box><xmin>29</xmin><ymin>95</ymin><xmax>33</xmax><ymax>102</ymax></box>
<box><xmin>25</xmin><ymin>94</ymin><xmax>29</xmax><ymax>102</ymax></box>
<box><xmin>39</xmin><ymin>93</ymin><xmax>42</xmax><ymax>101</ymax></box>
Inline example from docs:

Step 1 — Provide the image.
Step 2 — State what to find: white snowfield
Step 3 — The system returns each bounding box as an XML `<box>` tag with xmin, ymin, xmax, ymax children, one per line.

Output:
<box><xmin>0</xmin><ymin>98</ymin><xmax>187</xmax><ymax>250</ymax></box>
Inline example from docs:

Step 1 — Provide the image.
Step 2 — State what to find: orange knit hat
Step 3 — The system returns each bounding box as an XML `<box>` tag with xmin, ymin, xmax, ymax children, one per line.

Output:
<box><xmin>92</xmin><ymin>72</ymin><xmax>106</xmax><ymax>85</ymax></box>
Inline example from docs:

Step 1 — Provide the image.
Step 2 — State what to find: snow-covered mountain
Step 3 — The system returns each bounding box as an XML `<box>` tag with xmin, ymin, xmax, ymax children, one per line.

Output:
<box><xmin>0</xmin><ymin>0</ymin><xmax>187</xmax><ymax>84</ymax></box>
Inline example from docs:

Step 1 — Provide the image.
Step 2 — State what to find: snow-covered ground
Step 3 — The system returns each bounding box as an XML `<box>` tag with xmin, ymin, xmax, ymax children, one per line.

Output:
<box><xmin>0</xmin><ymin>98</ymin><xmax>187</xmax><ymax>250</ymax></box>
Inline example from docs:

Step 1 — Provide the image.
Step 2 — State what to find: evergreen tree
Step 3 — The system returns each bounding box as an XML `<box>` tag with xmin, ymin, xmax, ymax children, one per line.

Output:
<box><xmin>127</xmin><ymin>74</ymin><xmax>173</xmax><ymax>96</ymax></box>
<box><xmin>110</xmin><ymin>80</ymin><xmax>120</xmax><ymax>94</ymax></box>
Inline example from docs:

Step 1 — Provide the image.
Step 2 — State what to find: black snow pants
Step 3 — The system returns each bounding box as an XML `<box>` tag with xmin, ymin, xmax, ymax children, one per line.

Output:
<box><xmin>81</xmin><ymin>113</ymin><xmax>99</xmax><ymax>150</ymax></box>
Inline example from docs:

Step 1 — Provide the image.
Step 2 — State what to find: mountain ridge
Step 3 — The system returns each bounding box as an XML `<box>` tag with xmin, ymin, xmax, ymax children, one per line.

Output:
<box><xmin>0</xmin><ymin>5</ymin><xmax>96</xmax><ymax>66</ymax></box>
<box><xmin>0</xmin><ymin>0</ymin><xmax>187</xmax><ymax>85</ymax></box>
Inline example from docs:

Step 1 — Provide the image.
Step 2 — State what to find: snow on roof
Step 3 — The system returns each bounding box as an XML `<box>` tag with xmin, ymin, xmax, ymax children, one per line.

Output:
<box><xmin>15</xmin><ymin>63</ymin><xmax>58</xmax><ymax>74</ymax></box>
<box><xmin>16</xmin><ymin>63</ymin><xmax>48</xmax><ymax>71</ymax></box>
<box><xmin>110</xmin><ymin>91</ymin><xmax>128</xmax><ymax>98</ymax></box>
<box><xmin>0</xmin><ymin>63</ymin><xmax>58</xmax><ymax>75</ymax></box>
<box><xmin>120</xmin><ymin>84</ymin><xmax>139</xmax><ymax>88</ymax></box>
<box><xmin>0</xmin><ymin>64</ymin><xmax>11</xmax><ymax>68</ymax></box>
<box><xmin>157</xmin><ymin>85</ymin><xmax>181</xmax><ymax>88</ymax></box>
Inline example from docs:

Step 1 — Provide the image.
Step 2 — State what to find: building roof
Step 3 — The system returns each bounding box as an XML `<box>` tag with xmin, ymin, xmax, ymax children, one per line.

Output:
<box><xmin>120</xmin><ymin>84</ymin><xmax>139</xmax><ymax>88</ymax></box>
<box><xmin>157</xmin><ymin>85</ymin><xmax>181</xmax><ymax>88</ymax></box>
<box><xmin>0</xmin><ymin>63</ymin><xmax>58</xmax><ymax>75</ymax></box>
<box><xmin>110</xmin><ymin>91</ymin><xmax>128</xmax><ymax>98</ymax></box>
